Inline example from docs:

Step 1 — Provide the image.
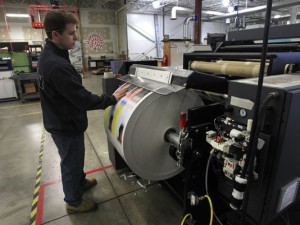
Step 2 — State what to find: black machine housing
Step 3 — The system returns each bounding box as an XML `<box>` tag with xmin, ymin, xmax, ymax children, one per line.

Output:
<box><xmin>214</xmin><ymin>74</ymin><xmax>300</xmax><ymax>224</ymax></box>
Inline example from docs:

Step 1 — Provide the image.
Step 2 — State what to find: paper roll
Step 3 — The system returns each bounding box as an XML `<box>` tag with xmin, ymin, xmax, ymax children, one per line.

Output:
<box><xmin>104</xmin><ymin>85</ymin><xmax>203</xmax><ymax>180</ymax></box>
<box><xmin>191</xmin><ymin>61</ymin><xmax>269</xmax><ymax>77</ymax></box>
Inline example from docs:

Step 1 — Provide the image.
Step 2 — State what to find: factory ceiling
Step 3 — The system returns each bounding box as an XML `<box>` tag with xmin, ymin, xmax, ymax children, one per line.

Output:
<box><xmin>2</xmin><ymin>0</ymin><xmax>300</xmax><ymax>25</ymax></box>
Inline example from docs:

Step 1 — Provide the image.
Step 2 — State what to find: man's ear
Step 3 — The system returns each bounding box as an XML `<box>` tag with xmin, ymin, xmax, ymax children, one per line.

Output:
<box><xmin>52</xmin><ymin>31</ymin><xmax>59</xmax><ymax>40</ymax></box>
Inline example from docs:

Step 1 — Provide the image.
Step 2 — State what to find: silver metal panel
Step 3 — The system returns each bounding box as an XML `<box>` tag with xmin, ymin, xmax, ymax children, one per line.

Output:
<box><xmin>118</xmin><ymin>75</ymin><xmax>184</xmax><ymax>95</ymax></box>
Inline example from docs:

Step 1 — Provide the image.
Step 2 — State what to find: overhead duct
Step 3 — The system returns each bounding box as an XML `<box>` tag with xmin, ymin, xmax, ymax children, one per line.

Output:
<box><xmin>171</xmin><ymin>6</ymin><xmax>194</xmax><ymax>20</ymax></box>
<box><xmin>210</xmin><ymin>0</ymin><xmax>300</xmax><ymax>20</ymax></box>
<box><xmin>183</xmin><ymin>16</ymin><xmax>195</xmax><ymax>39</ymax></box>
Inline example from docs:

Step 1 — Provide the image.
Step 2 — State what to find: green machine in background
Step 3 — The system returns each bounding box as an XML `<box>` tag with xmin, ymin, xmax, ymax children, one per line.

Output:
<box><xmin>0</xmin><ymin>52</ymin><xmax>30</xmax><ymax>73</ymax></box>
<box><xmin>12</xmin><ymin>52</ymin><xmax>31</xmax><ymax>73</ymax></box>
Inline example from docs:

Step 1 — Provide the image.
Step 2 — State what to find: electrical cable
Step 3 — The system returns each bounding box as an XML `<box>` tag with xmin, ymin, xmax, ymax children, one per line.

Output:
<box><xmin>205</xmin><ymin>152</ymin><xmax>224</xmax><ymax>225</ymax></box>
<box><xmin>182</xmin><ymin>153</ymin><xmax>216</xmax><ymax>225</ymax></box>
<box><xmin>239</xmin><ymin>0</ymin><xmax>273</xmax><ymax>224</ymax></box>
<box><xmin>180</xmin><ymin>213</ymin><xmax>192</xmax><ymax>225</ymax></box>
<box><xmin>199</xmin><ymin>195</ymin><xmax>214</xmax><ymax>225</ymax></box>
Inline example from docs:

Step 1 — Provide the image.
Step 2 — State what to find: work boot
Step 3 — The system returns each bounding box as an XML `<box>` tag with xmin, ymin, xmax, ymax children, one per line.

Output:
<box><xmin>83</xmin><ymin>178</ymin><xmax>97</xmax><ymax>192</ymax></box>
<box><xmin>66</xmin><ymin>199</ymin><xmax>97</xmax><ymax>213</ymax></box>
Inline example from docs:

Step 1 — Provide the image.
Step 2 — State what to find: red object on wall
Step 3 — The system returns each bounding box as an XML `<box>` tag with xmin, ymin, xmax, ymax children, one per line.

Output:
<box><xmin>162</xmin><ymin>55</ymin><xmax>168</xmax><ymax>66</ymax></box>
<box><xmin>32</xmin><ymin>22</ymin><xmax>44</xmax><ymax>28</ymax></box>
<box><xmin>29</xmin><ymin>4</ymin><xmax>78</xmax><ymax>29</ymax></box>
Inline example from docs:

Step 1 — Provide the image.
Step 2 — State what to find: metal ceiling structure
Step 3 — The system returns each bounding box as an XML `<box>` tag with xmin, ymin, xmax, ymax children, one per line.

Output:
<box><xmin>2</xmin><ymin>0</ymin><xmax>121</xmax><ymax>10</ymax></box>
<box><xmin>2</xmin><ymin>0</ymin><xmax>300</xmax><ymax>25</ymax></box>
<box><xmin>124</xmin><ymin>0</ymin><xmax>300</xmax><ymax>25</ymax></box>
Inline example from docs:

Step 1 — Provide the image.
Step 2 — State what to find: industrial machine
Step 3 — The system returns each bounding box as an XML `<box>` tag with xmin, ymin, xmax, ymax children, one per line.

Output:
<box><xmin>204</xmin><ymin>74</ymin><xmax>300</xmax><ymax>225</ymax></box>
<box><xmin>103</xmin><ymin>60</ymin><xmax>300</xmax><ymax>225</ymax></box>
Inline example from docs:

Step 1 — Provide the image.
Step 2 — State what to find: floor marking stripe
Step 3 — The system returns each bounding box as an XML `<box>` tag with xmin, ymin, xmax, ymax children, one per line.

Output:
<box><xmin>36</xmin><ymin>170</ymin><xmax>42</xmax><ymax>176</ymax></box>
<box><xmin>30</xmin><ymin>207</ymin><xmax>37</xmax><ymax>219</ymax></box>
<box><xmin>33</xmin><ymin>186</ymin><xmax>40</xmax><ymax>195</ymax></box>
<box><xmin>34</xmin><ymin>165</ymin><xmax>112</xmax><ymax>225</ymax></box>
<box><xmin>32</xmin><ymin>196</ymin><xmax>39</xmax><ymax>206</ymax></box>
<box><xmin>36</xmin><ymin>177</ymin><xmax>41</xmax><ymax>184</ymax></box>
<box><xmin>0</xmin><ymin>111</ymin><xmax>42</xmax><ymax>119</ymax></box>
<box><xmin>86</xmin><ymin>165</ymin><xmax>113</xmax><ymax>174</ymax></box>
<box><xmin>29</xmin><ymin>129</ymin><xmax>45</xmax><ymax>225</ymax></box>
<box><xmin>0</xmin><ymin>103</ymin><xmax>39</xmax><ymax>110</ymax></box>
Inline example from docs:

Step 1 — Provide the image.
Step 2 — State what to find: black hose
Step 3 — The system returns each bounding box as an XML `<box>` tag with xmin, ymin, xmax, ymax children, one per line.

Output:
<box><xmin>239</xmin><ymin>0</ymin><xmax>273</xmax><ymax>223</ymax></box>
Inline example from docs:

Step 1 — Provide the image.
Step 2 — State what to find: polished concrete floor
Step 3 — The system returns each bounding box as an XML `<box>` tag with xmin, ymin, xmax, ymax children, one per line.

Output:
<box><xmin>0</xmin><ymin>73</ymin><xmax>299</xmax><ymax>225</ymax></box>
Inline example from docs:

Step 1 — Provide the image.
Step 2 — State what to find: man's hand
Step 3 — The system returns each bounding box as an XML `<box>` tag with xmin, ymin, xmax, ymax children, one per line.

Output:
<box><xmin>113</xmin><ymin>83</ymin><xmax>131</xmax><ymax>101</ymax></box>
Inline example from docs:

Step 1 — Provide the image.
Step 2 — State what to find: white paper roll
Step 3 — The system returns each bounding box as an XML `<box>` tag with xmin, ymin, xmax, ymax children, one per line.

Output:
<box><xmin>104</xmin><ymin>85</ymin><xmax>203</xmax><ymax>180</ymax></box>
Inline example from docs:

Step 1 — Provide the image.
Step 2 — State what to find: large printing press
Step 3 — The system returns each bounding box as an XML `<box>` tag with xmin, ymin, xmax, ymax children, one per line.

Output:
<box><xmin>104</xmin><ymin>40</ymin><xmax>300</xmax><ymax>225</ymax></box>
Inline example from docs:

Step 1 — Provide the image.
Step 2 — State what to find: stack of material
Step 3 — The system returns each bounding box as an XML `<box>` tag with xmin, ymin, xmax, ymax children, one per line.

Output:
<box><xmin>91</xmin><ymin>68</ymin><xmax>105</xmax><ymax>75</ymax></box>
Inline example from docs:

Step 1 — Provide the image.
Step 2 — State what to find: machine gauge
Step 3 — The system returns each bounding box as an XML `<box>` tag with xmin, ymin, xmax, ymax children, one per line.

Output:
<box><xmin>239</xmin><ymin>109</ymin><xmax>247</xmax><ymax>117</ymax></box>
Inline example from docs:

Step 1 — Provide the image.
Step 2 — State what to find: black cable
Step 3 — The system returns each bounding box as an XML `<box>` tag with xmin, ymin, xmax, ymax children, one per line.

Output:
<box><xmin>239</xmin><ymin>0</ymin><xmax>273</xmax><ymax>224</ymax></box>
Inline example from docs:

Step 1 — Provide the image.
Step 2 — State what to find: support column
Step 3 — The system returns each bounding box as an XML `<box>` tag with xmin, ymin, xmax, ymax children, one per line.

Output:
<box><xmin>194</xmin><ymin>0</ymin><xmax>202</xmax><ymax>44</ymax></box>
<box><xmin>290</xmin><ymin>6</ymin><xmax>298</xmax><ymax>24</ymax></box>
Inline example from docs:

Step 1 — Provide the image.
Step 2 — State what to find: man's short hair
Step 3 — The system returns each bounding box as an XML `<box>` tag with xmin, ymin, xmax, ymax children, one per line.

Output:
<box><xmin>44</xmin><ymin>10</ymin><xmax>78</xmax><ymax>39</ymax></box>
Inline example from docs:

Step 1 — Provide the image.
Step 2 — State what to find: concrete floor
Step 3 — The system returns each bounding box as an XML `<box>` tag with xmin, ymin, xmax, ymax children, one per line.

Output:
<box><xmin>0</xmin><ymin>73</ymin><xmax>299</xmax><ymax>225</ymax></box>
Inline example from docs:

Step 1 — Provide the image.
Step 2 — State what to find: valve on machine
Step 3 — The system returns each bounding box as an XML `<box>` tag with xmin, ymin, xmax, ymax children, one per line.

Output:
<box><xmin>165</xmin><ymin>112</ymin><xmax>190</xmax><ymax>167</ymax></box>
<box><xmin>180</xmin><ymin>112</ymin><xmax>187</xmax><ymax>129</ymax></box>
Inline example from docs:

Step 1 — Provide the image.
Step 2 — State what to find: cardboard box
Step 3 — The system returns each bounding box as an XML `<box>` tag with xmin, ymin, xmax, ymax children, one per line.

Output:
<box><xmin>24</xmin><ymin>83</ymin><xmax>36</xmax><ymax>93</ymax></box>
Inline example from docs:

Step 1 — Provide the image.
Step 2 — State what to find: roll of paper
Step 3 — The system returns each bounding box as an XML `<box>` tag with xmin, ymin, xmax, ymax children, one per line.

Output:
<box><xmin>191</xmin><ymin>61</ymin><xmax>269</xmax><ymax>77</ymax></box>
<box><xmin>104</xmin><ymin>85</ymin><xmax>203</xmax><ymax>180</ymax></box>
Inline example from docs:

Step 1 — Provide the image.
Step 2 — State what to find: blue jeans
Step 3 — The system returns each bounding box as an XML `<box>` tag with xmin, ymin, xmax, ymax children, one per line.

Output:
<box><xmin>51</xmin><ymin>133</ymin><xmax>86</xmax><ymax>206</ymax></box>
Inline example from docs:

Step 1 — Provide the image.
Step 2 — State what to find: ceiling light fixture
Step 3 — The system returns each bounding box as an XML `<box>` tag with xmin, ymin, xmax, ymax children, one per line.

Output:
<box><xmin>152</xmin><ymin>0</ymin><xmax>161</xmax><ymax>9</ymax></box>
<box><xmin>203</xmin><ymin>11</ymin><xmax>225</xmax><ymax>16</ymax></box>
<box><xmin>222</xmin><ymin>0</ymin><xmax>230</xmax><ymax>7</ymax></box>
<box><xmin>6</xmin><ymin>13</ymin><xmax>30</xmax><ymax>18</ymax></box>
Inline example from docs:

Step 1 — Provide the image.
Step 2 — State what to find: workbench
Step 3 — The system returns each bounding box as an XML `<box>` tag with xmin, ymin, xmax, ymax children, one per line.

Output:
<box><xmin>11</xmin><ymin>72</ymin><xmax>40</xmax><ymax>103</ymax></box>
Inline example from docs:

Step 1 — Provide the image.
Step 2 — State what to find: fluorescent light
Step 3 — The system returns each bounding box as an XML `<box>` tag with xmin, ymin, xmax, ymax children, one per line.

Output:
<box><xmin>6</xmin><ymin>13</ymin><xmax>30</xmax><ymax>18</ymax></box>
<box><xmin>203</xmin><ymin>11</ymin><xmax>225</xmax><ymax>16</ymax></box>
